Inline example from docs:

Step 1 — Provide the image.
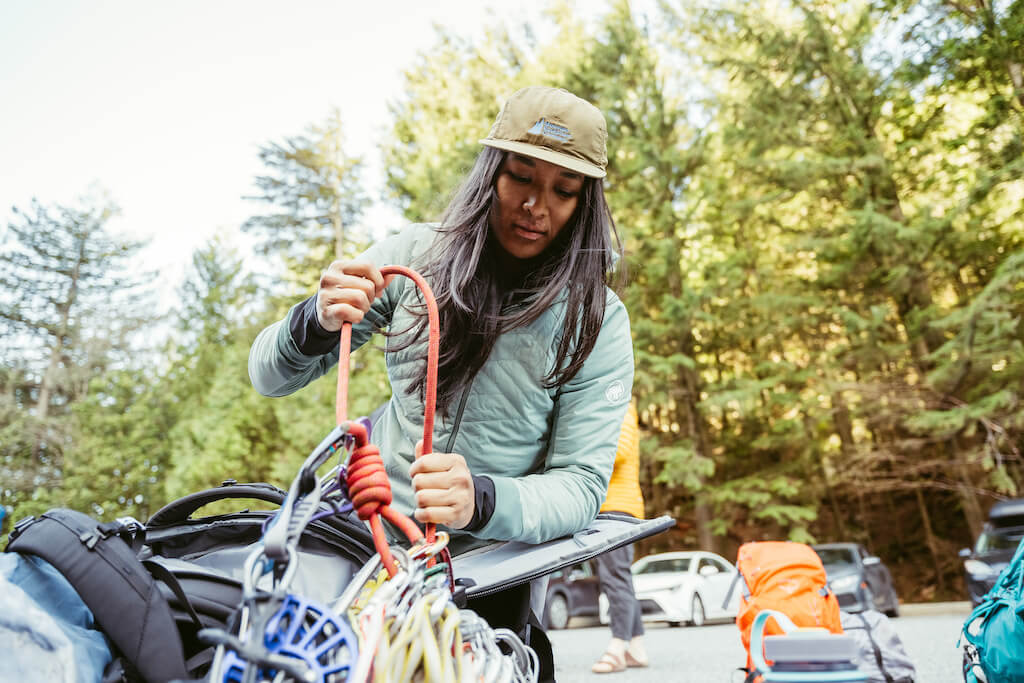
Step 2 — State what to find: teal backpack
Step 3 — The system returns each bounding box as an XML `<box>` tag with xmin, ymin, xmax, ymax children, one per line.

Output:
<box><xmin>961</xmin><ymin>536</ymin><xmax>1024</xmax><ymax>682</ymax></box>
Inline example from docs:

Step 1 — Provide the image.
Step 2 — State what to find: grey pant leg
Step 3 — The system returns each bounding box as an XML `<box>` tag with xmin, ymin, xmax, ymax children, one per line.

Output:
<box><xmin>595</xmin><ymin>543</ymin><xmax>644</xmax><ymax>640</ymax></box>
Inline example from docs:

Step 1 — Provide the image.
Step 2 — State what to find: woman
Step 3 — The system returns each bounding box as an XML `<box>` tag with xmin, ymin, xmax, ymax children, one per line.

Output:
<box><xmin>248</xmin><ymin>86</ymin><xmax>633</xmax><ymax>679</ymax></box>
<box><xmin>591</xmin><ymin>403</ymin><xmax>649</xmax><ymax>674</ymax></box>
<box><xmin>250</xmin><ymin>84</ymin><xmax>632</xmax><ymax>545</ymax></box>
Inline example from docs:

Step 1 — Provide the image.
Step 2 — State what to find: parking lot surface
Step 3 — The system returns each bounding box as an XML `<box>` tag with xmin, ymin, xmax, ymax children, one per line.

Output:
<box><xmin>548</xmin><ymin>605</ymin><xmax>971</xmax><ymax>682</ymax></box>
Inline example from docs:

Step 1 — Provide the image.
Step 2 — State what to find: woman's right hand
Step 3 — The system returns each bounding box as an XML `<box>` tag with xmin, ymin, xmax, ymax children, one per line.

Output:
<box><xmin>316</xmin><ymin>261</ymin><xmax>393</xmax><ymax>331</ymax></box>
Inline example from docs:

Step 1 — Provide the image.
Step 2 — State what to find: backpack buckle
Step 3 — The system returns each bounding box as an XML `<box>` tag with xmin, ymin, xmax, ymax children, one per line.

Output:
<box><xmin>115</xmin><ymin>516</ymin><xmax>146</xmax><ymax>551</ymax></box>
<box><xmin>453</xmin><ymin>577</ymin><xmax>476</xmax><ymax>608</ymax></box>
<box><xmin>8</xmin><ymin>515</ymin><xmax>36</xmax><ymax>542</ymax></box>
<box><xmin>80</xmin><ymin>529</ymin><xmax>102</xmax><ymax>549</ymax></box>
<box><xmin>115</xmin><ymin>516</ymin><xmax>143</xmax><ymax>536</ymax></box>
<box><xmin>78</xmin><ymin>518</ymin><xmax>147</xmax><ymax>551</ymax></box>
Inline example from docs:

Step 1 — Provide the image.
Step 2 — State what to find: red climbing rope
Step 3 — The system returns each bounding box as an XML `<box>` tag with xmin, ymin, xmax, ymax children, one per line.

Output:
<box><xmin>335</xmin><ymin>265</ymin><xmax>440</xmax><ymax>577</ymax></box>
<box><xmin>344</xmin><ymin>420</ymin><xmax>424</xmax><ymax>575</ymax></box>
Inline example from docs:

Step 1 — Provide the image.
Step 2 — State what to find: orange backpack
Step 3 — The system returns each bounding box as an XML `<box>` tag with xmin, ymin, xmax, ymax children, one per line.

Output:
<box><xmin>734</xmin><ymin>541</ymin><xmax>843</xmax><ymax>670</ymax></box>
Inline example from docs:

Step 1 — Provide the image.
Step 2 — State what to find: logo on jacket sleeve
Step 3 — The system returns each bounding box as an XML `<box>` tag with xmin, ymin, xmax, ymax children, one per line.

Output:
<box><xmin>604</xmin><ymin>380</ymin><xmax>626</xmax><ymax>404</ymax></box>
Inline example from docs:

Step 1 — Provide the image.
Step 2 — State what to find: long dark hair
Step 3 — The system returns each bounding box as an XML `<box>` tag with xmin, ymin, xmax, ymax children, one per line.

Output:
<box><xmin>401</xmin><ymin>146</ymin><xmax>623</xmax><ymax>415</ymax></box>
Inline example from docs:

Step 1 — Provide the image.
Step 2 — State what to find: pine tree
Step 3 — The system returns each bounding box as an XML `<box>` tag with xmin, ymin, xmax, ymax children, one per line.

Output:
<box><xmin>0</xmin><ymin>196</ymin><xmax>149</xmax><ymax>519</ymax></box>
<box><xmin>669</xmin><ymin>0</ymin><xmax>1021</xmax><ymax>585</ymax></box>
<box><xmin>243</xmin><ymin>108</ymin><xmax>369</xmax><ymax>287</ymax></box>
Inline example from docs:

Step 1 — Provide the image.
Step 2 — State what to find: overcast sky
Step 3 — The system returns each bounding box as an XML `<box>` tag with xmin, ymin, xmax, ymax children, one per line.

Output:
<box><xmin>0</xmin><ymin>0</ymin><xmax>582</xmax><ymax>306</ymax></box>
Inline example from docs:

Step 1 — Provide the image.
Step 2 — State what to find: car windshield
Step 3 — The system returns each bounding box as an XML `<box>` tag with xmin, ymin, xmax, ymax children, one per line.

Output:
<box><xmin>990</xmin><ymin>512</ymin><xmax>1024</xmax><ymax>528</ymax></box>
<box><xmin>814</xmin><ymin>547</ymin><xmax>856</xmax><ymax>568</ymax></box>
<box><xmin>635</xmin><ymin>557</ymin><xmax>690</xmax><ymax>574</ymax></box>
<box><xmin>976</xmin><ymin>526</ymin><xmax>1024</xmax><ymax>553</ymax></box>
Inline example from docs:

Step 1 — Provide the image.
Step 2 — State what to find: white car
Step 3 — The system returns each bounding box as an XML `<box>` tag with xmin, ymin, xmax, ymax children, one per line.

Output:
<box><xmin>601</xmin><ymin>550</ymin><xmax>740</xmax><ymax>627</ymax></box>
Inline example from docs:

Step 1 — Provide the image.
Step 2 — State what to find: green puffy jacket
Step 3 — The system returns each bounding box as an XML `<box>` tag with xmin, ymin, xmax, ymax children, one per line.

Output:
<box><xmin>248</xmin><ymin>224</ymin><xmax>633</xmax><ymax>547</ymax></box>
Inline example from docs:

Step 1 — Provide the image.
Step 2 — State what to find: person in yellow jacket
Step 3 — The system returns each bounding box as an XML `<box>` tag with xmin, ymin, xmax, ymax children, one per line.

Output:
<box><xmin>591</xmin><ymin>402</ymin><xmax>649</xmax><ymax>673</ymax></box>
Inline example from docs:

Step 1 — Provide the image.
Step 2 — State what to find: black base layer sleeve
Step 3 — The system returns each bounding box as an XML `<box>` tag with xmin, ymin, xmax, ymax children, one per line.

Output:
<box><xmin>464</xmin><ymin>475</ymin><xmax>496</xmax><ymax>533</ymax></box>
<box><xmin>290</xmin><ymin>295</ymin><xmax>340</xmax><ymax>356</ymax></box>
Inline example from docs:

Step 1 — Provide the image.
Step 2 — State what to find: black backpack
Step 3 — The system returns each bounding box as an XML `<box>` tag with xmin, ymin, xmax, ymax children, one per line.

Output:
<box><xmin>5</xmin><ymin>480</ymin><xmax>375</xmax><ymax>682</ymax></box>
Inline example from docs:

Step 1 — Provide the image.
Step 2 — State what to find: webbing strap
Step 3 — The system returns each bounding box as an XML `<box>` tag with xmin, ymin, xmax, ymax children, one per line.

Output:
<box><xmin>722</xmin><ymin>570</ymin><xmax>749</xmax><ymax>610</ymax></box>
<box><xmin>143</xmin><ymin>559</ymin><xmax>203</xmax><ymax>632</ymax></box>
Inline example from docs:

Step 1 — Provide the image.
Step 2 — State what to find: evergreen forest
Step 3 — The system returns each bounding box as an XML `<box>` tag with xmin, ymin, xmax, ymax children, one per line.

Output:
<box><xmin>2</xmin><ymin>0</ymin><xmax>1022</xmax><ymax>602</ymax></box>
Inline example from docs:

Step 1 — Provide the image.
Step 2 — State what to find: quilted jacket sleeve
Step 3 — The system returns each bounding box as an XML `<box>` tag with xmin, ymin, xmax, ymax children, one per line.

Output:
<box><xmin>247</xmin><ymin>226</ymin><xmax>423</xmax><ymax>397</ymax></box>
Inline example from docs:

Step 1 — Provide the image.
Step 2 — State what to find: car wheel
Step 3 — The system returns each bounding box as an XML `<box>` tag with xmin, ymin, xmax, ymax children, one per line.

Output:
<box><xmin>545</xmin><ymin>593</ymin><xmax>570</xmax><ymax>630</ymax></box>
<box><xmin>690</xmin><ymin>594</ymin><xmax>706</xmax><ymax>627</ymax></box>
<box><xmin>885</xmin><ymin>589</ymin><xmax>900</xmax><ymax>618</ymax></box>
<box><xmin>668</xmin><ymin>621</ymin><xmax>683</xmax><ymax>628</ymax></box>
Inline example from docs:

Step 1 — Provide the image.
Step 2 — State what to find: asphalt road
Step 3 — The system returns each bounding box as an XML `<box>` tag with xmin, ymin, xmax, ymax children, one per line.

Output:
<box><xmin>547</xmin><ymin>603</ymin><xmax>972</xmax><ymax>683</ymax></box>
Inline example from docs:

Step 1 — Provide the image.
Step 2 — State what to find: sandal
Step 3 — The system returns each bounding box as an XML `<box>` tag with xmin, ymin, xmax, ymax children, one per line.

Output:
<box><xmin>624</xmin><ymin>650</ymin><xmax>649</xmax><ymax>668</ymax></box>
<box><xmin>591</xmin><ymin>651</ymin><xmax>627</xmax><ymax>674</ymax></box>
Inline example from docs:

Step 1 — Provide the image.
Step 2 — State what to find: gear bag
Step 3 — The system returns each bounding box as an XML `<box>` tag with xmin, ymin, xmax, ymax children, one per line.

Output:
<box><xmin>5</xmin><ymin>481</ymin><xmax>376</xmax><ymax>682</ymax></box>
<box><xmin>732</xmin><ymin>541</ymin><xmax>844</xmax><ymax>672</ymax></box>
<box><xmin>961</xmin><ymin>536</ymin><xmax>1024</xmax><ymax>683</ymax></box>
<box><xmin>840</xmin><ymin>609</ymin><xmax>916</xmax><ymax>683</ymax></box>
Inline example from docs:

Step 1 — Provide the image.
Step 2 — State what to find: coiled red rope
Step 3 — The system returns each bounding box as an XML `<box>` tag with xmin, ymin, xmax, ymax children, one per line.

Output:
<box><xmin>336</xmin><ymin>265</ymin><xmax>440</xmax><ymax>577</ymax></box>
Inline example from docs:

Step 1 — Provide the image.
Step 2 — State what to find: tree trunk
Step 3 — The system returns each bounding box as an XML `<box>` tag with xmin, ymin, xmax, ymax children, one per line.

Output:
<box><xmin>33</xmin><ymin>238</ymin><xmax>83</xmax><ymax>459</ymax></box>
<box><xmin>1008</xmin><ymin>61</ymin><xmax>1024</xmax><ymax>110</ymax></box>
<box><xmin>332</xmin><ymin>208</ymin><xmax>344</xmax><ymax>259</ymax></box>
<box><xmin>35</xmin><ymin>339</ymin><xmax>62</xmax><ymax>425</ymax></box>
<box><xmin>833</xmin><ymin>392</ymin><xmax>855</xmax><ymax>452</ymax></box>
<box><xmin>641</xmin><ymin>451</ymin><xmax>670</xmax><ymax>518</ymax></box>
<box><xmin>952</xmin><ymin>439</ymin><xmax>986</xmax><ymax>539</ymax></box>
<box><xmin>680</xmin><ymin>357</ymin><xmax>715</xmax><ymax>552</ymax></box>
<box><xmin>865</xmin><ymin>135</ymin><xmax>944</xmax><ymax>367</ymax></box>
<box><xmin>915</xmin><ymin>487</ymin><xmax>946</xmax><ymax>594</ymax></box>
<box><xmin>805</xmin><ymin>410</ymin><xmax>847</xmax><ymax>539</ymax></box>
<box><xmin>857</xmin><ymin>491</ymin><xmax>874</xmax><ymax>549</ymax></box>
<box><xmin>695</xmin><ymin>495</ymin><xmax>715</xmax><ymax>552</ymax></box>
<box><xmin>824</xmin><ymin>466</ymin><xmax>847</xmax><ymax>539</ymax></box>
<box><xmin>670</xmin><ymin>221</ymin><xmax>717</xmax><ymax>551</ymax></box>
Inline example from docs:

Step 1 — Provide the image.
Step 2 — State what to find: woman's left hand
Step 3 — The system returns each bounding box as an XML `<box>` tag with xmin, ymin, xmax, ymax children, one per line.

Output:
<box><xmin>409</xmin><ymin>440</ymin><xmax>475</xmax><ymax>529</ymax></box>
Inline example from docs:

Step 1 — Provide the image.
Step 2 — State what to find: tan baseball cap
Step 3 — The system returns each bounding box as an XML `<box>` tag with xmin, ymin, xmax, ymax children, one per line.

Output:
<box><xmin>480</xmin><ymin>86</ymin><xmax>608</xmax><ymax>178</ymax></box>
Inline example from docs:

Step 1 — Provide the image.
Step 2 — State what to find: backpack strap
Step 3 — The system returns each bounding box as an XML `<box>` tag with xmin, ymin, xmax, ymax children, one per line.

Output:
<box><xmin>6</xmin><ymin>508</ymin><xmax>188</xmax><ymax>682</ymax></box>
<box><xmin>722</xmin><ymin>570</ymin><xmax>750</xmax><ymax>610</ymax></box>
<box><xmin>141</xmin><ymin>559</ymin><xmax>204</xmax><ymax>632</ymax></box>
<box><xmin>740</xmin><ymin>668</ymin><xmax>762</xmax><ymax>683</ymax></box>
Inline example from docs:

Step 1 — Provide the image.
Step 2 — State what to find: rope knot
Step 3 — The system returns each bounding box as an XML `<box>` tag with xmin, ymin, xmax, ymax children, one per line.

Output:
<box><xmin>345</xmin><ymin>442</ymin><xmax>392</xmax><ymax>521</ymax></box>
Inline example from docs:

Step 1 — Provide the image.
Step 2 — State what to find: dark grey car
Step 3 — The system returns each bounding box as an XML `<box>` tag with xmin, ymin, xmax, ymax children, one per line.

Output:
<box><xmin>812</xmin><ymin>542</ymin><xmax>900</xmax><ymax>617</ymax></box>
<box><xmin>542</xmin><ymin>561</ymin><xmax>602</xmax><ymax>629</ymax></box>
<box><xmin>959</xmin><ymin>498</ymin><xmax>1024</xmax><ymax>605</ymax></box>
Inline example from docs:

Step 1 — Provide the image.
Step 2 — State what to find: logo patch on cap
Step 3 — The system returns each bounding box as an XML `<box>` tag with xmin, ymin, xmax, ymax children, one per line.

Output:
<box><xmin>527</xmin><ymin>118</ymin><xmax>572</xmax><ymax>143</ymax></box>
